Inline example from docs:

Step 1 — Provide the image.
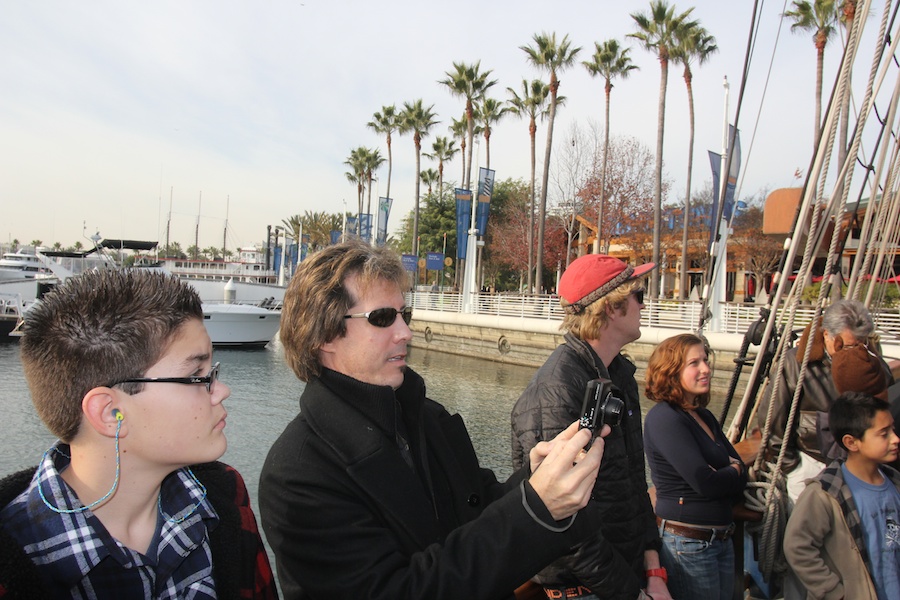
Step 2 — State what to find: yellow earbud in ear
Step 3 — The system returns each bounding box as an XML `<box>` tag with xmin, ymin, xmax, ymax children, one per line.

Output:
<box><xmin>112</xmin><ymin>409</ymin><xmax>123</xmax><ymax>421</ymax></box>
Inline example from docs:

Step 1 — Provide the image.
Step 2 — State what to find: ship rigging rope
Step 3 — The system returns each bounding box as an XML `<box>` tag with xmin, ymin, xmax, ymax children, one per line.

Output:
<box><xmin>740</xmin><ymin>0</ymin><xmax>900</xmax><ymax>581</ymax></box>
<box><xmin>735</xmin><ymin>0</ymin><xmax>791</xmax><ymax>202</ymax></box>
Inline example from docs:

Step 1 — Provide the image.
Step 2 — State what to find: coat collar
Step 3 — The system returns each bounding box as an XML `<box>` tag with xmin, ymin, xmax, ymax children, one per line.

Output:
<box><xmin>795</xmin><ymin>317</ymin><xmax>827</xmax><ymax>364</ymax></box>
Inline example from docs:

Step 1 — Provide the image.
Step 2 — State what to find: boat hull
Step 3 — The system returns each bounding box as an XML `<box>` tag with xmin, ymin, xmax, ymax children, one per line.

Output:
<box><xmin>202</xmin><ymin>303</ymin><xmax>281</xmax><ymax>348</ymax></box>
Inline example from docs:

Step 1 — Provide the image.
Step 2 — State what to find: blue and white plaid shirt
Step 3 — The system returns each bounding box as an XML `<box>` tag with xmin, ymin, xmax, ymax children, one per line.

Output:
<box><xmin>0</xmin><ymin>444</ymin><xmax>220</xmax><ymax>599</ymax></box>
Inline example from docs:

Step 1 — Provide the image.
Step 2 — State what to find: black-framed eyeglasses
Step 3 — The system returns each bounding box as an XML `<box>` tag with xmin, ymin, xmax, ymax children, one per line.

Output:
<box><xmin>343</xmin><ymin>307</ymin><xmax>413</xmax><ymax>328</ymax></box>
<box><xmin>632</xmin><ymin>288</ymin><xmax>645</xmax><ymax>305</ymax></box>
<box><xmin>109</xmin><ymin>362</ymin><xmax>221</xmax><ymax>393</ymax></box>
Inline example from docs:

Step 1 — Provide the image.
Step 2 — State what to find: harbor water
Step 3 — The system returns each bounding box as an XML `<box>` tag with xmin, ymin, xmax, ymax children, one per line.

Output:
<box><xmin>0</xmin><ymin>340</ymin><xmax>538</xmax><ymax>494</ymax></box>
<box><xmin>0</xmin><ymin>338</ymin><xmax>739</xmax><ymax>498</ymax></box>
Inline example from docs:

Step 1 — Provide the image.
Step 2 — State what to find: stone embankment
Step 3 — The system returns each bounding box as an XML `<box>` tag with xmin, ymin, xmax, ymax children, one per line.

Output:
<box><xmin>408</xmin><ymin>310</ymin><xmax>756</xmax><ymax>397</ymax></box>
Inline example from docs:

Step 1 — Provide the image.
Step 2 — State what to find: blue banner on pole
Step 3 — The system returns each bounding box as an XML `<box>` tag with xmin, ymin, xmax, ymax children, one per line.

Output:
<box><xmin>708</xmin><ymin>125</ymin><xmax>741</xmax><ymax>247</ymax></box>
<box><xmin>360</xmin><ymin>214</ymin><xmax>372</xmax><ymax>242</ymax></box>
<box><xmin>455</xmin><ymin>188</ymin><xmax>472</xmax><ymax>260</ymax></box>
<box><xmin>426</xmin><ymin>252</ymin><xmax>444</xmax><ymax>271</ymax></box>
<box><xmin>401</xmin><ymin>254</ymin><xmax>418</xmax><ymax>272</ymax></box>
<box><xmin>330</xmin><ymin>230</ymin><xmax>341</xmax><ymax>245</ymax></box>
<box><xmin>273</xmin><ymin>246</ymin><xmax>283</xmax><ymax>272</ymax></box>
<box><xmin>476</xmin><ymin>167</ymin><xmax>495</xmax><ymax>236</ymax></box>
<box><xmin>377</xmin><ymin>197</ymin><xmax>392</xmax><ymax>246</ymax></box>
<box><xmin>346</xmin><ymin>216</ymin><xmax>358</xmax><ymax>237</ymax></box>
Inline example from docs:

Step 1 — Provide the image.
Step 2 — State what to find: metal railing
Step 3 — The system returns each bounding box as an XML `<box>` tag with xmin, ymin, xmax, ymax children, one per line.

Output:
<box><xmin>408</xmin><ymin>291</ymin><xmax>900</xmax><ymax>340</ymax></box>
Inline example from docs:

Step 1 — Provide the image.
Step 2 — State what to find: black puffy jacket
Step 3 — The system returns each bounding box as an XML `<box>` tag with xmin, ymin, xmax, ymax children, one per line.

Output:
<box><xmin>511</xmin><ymin>333</ymin><xmax>659</xmax><ymax>599</ymax></box>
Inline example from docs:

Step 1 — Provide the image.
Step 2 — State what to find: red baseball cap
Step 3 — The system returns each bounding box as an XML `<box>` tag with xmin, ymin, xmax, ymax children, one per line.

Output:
<box><xmin>559</xmin><ymin>254</ymin><xmax>656</xmax><ymax>314</ymax></box>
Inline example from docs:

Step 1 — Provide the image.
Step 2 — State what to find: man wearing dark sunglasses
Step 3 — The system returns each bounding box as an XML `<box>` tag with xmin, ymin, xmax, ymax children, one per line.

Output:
<box><xmin>260</xmin><ymin>240</ymin><xmax>611</xmax><ymax>600</ymax></box>
<box><xmin>512</xmin><ymin>254</ymin><xmax>670</xmax><ymax>600</ymax></box>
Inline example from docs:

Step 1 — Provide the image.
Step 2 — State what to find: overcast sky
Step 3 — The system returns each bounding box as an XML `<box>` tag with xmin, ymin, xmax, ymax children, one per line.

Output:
<box><xmin>1</xmin><ymin>0</ymin><xmax>867</xmax><ymax>251</ymax></box>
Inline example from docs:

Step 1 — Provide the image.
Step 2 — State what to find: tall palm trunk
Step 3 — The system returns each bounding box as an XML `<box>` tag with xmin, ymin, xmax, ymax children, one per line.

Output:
<box><xmin>386</xmin><ymin>135</ymin><xmax>393</xmax><ymax>201</ymax></box>
<box><xmin>437</xmin><ymin>161</ymin><xmax>444</xmax><ymax>205</ymax></box>
<box><xmin>651</xmin><ymin>56</ymin><xmax>668</xmax><ymax>299</ymax></box>
<box><xmin>413</xmin><ymin>133</ymin><xmax>422</xmax><ymax>256</ymax></box>
<box><xmin>366</xmin><ymin>178</ymin><xmax>373</xmax><ymax>243</ymax></box>
<box><xmin>680</xmin><ymin>66</ymin><xmax>695</xmax><ymax>300</ymax></box>
<box><xmin>459</xmin><ymin>138</ymin><xmax>466</xmax><ymax>185</ymax></box>
<box><xmin>839</xmin><ymin>1</ymin><xmax>857</xmax><ymax>166</ymax></box>
<box><xmin>465</xmin><ymin>100</ymin><xmax>475</xmax><ymax>190</ymax></box>
<box><xmin>535</xmin><ymin>74</ymin><xmax>559</xmax><ymax>294</ymax></box>
<box><xmin>527</xmin><ymin>116</ymin><xmax>537</xmax><ymax>293</ymax></box>
<box><xmin>357</xmin><ymin>184</ymin><xmax>364</xmax><ymax>236</ymax></box>
<box><xmin>597</xmin><ymin>80</ymin><xmax>612</xmax><ymax>255</ymax></box>
<box><xmin>814</xmin><ymin>35</ymin><xmax>826</xmax><ymax>147</ymax></box>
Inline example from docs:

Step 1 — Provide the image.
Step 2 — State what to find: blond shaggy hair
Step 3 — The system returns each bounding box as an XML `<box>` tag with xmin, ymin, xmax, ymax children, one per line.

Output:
<box><xmin>561</xmin><ymin>279</ymin><xmax>642</xmax><ymax>340</ymax></box>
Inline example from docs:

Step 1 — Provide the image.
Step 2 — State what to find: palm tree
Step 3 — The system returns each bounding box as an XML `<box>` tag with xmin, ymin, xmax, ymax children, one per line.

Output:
<box><xmin>420</xmin><ymin>168</ymin><xmax>439</xmax><ymax>197</ymax></box>
<box><xmin>281</xmin><ymin>214</ymin><xmax>303</xmax><ymax>246</ymax></box>
<box><xmin>507</xmin><ymin>79</ymin><xmax>550</xmax><ymax>293</ymax></box>
<box><xmin>305</xmin><ymin>211</ymin><xmax>343</xmax><ymax>250</ymax></box>
<box><xmin>521</xmin><ymin>31</ymin><xmax>581</xmax><ymax>294</ymax></box>
<box><xmin>670</xmin><ymin>24</ymin><xmax>717</xmax><ymax>299</ymax></box>
<box><xmin>440</xmin><ymin>61</ymin><xmax>497</xmax><ymax>191</ymax></box>
<box><xmin>477</xmin><ymin>97</ymin><xmax>509</xmax><ymax>170</ymax></box>
<box><xmin>367</xmin><ymin>105</ymin><xmax>399</xmax><ymax>201</ymax></box>
<box><xmin>344</xmin><ymin>146</ymin><xmax>368</xmax><ymax>236</ymax></box>
<box><xmin>425</xmin><ymin>136</ymin><xmax>459</xmax><ymax>202</ymax></box>
<box><xmin>364</xmin><ymin>149</ymin><xmax>386</xmax><ymax>242</ymax></box>
<box><xmin>399</xmin><ymin>99</ymin><xmax>439</xmax><ymax>255</ymax></box>
<box><xmin>583</xmin><ymin>38</ymin><xmax>639</xmax><ymax>257</ymax></box>
<box><xmin>630</xmin><ymin>1</ymin><xmax>697</xmax><ymax>298</ymax></box>
<box><xmin>837</xmin><ymin>1</ymin><xmax>861</xmax><ymax>169</ymax></box>
<box><xmin>784</xmin><ymin>0</ymin><xmax>839</xmax><ymax>148</ymax></box>
<box><xmin>449</xmin><ymin>116</ymin><xmax>468</xmax><ymax>186</ymax></box>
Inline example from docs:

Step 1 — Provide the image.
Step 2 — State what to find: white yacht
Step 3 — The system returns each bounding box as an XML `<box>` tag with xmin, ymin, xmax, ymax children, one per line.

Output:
<box><xmin>0</xmin><ymin>251</ymin><xmax>47</xmax><ymax>281</ymax></box>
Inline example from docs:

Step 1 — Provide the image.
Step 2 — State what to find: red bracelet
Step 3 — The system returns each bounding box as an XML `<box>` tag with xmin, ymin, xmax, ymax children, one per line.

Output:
<box><xmin>646</xmin><ymin>567</ymin><xmax>668</xmax><ymax>583</ymax></box>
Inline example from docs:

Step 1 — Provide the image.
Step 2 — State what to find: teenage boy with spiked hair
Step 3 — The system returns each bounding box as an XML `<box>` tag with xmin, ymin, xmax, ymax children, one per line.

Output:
<box><xmin>0</xmin><ymin>270</ymin><xmax>277</xmax><ymax>599</ymax></box>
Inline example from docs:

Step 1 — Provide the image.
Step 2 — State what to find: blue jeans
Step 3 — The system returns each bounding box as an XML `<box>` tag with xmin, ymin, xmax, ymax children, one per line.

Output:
<box><xmin>659</xmin><ymin>527</ymin><xmax>734</xmax><ymax>600</ymax></box>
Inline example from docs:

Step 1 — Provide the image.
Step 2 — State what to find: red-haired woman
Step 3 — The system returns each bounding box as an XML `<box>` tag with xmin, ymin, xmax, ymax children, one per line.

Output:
<box><xmin>644</xmin><ymin>334</ymin><xmax>747</xmax><ymax>599</ymax></box>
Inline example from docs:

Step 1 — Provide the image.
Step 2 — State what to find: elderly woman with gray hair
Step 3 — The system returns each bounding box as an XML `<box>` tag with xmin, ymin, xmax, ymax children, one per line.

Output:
<box><xmin>757</xmin><ymin>299</ymin><xmax>895</xmax><ymax>502</ymax></box>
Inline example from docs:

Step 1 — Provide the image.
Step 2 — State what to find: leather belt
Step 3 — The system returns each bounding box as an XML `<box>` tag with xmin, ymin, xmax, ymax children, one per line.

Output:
<box><xmin>656</xmin><ymin>516</ymin><xmax>734</xmax><ymax>541</ymax></box>
<box><xmin>543</xmin><ymin>586</ymin><xmax>594</xmax><ymax>599</ymax></box>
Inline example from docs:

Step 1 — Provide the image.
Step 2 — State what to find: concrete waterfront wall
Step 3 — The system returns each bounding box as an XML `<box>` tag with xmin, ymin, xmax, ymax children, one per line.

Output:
<box><xmin>408</xmin><ymin>310</ymin><xmax>756</xmax><ymax>397</ymax></box>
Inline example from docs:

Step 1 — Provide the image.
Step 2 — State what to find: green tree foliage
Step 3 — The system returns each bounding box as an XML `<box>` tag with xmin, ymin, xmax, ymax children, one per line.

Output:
<box><xmin>161</xmin><ymin>241</ymin><xmax>184</xmax><ymax>259</ymax></box>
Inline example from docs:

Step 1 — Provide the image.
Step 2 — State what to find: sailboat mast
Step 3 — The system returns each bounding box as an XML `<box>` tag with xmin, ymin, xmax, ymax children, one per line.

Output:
<box><xmin>195</xmin><ymin>191</ymin><xmax>201</xmax><ymax>260</ymax></box>
<box><xmin>165</xmin><ymin>187</ymin><xmax>172</xmax><ymax>256</ymax></box>
<box><xmin>223</xmin><ymin>195</ymin><xmax>229</xmax><ymax>259</ymax></box>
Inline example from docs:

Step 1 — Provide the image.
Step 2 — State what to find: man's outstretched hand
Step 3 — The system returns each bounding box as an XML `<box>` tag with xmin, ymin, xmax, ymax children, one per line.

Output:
<box><xmin>528</xmin><ymin>421</ymin><xmax>609</xmax><ymax>521</ymax></box>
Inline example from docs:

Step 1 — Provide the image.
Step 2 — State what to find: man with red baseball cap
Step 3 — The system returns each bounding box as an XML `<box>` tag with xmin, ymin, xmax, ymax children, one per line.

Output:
<box><xmin>512</xmin><ymin>254</ymin><xmax>670</xmax><ymax>600</ymax></box>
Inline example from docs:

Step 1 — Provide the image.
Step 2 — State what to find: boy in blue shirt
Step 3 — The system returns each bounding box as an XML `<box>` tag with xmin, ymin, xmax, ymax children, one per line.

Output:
<box><xmin>784</xmin><ymin>391</ymin><xmax>900</xmax><ymax>600</ymax></box>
